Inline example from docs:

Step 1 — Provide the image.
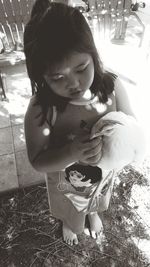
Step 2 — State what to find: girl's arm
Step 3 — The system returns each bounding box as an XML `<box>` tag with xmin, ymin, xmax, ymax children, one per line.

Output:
<box><xmin>24</xmin><ymin>96</ymin><xmax>77</xmax><ymax>173</ymax></box>
<box><xmin>114</xmin><ymin>78</ymin><xmax>135</xmax><ymax>117</ymax></box>
<box><xmin>114</xmin><ymin>78</ymin><xmax>146</xmax><ymax>163</ymax></box>
<box><xmin>25</xmin><ymin>96</ymin><xmax>101</xmax><ymax>173</ymax></box>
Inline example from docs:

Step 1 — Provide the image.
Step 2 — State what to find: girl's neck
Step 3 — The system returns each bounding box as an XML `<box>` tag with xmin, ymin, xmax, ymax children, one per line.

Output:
<box><xmin>81</xmin><ymin>89</ymin><xmax>92</xmax><ymax>101</ymax></box>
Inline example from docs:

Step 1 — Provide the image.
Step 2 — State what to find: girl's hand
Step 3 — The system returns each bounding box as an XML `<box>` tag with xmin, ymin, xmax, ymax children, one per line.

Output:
<box><xmin>69</xmin><ymin>133</ymin><xmax>103</xmax><ymax>166</ymax></box>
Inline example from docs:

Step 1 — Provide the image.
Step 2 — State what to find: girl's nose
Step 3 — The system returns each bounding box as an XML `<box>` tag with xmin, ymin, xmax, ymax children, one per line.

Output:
<box><xmin>67</xmin><ymin>73</ymin><xmax>80</xmax><ymax>90</ymax></box>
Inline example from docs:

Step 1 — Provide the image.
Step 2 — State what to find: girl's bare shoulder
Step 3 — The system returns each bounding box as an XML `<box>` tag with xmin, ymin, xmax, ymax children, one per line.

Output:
<box><xmin>24</xmin><ymin>95</ymin><xmax>53</xmax><ymax>163</ymax></box>
<box><xmin>114</xmin><ymin>78</ymin><xmax>135</xmax><ymax>117</ymax></box>
<box><xmin>25</xmin><ymin>95</ymin><xmax>41</xmax><ymax>120</ymax></box>
<box><xmin>25</xmin><ymin>95</ymin><xmax>53</xmax><ymax>126</ymax></box>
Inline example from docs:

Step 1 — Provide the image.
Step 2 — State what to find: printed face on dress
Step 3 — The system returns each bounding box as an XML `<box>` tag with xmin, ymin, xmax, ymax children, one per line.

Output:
<box><xmin>44</xmin><ymin>52</ymin><xmax>94</xmax><ymax>100</ymax></box>
<box><xmin>68</xmin><ymin>170</ymin><xmax>92</xmax><ymax>188</ymax></box>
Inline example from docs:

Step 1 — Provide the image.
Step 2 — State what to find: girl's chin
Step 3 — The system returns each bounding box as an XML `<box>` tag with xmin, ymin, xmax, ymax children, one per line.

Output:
<box><xmin>70</xmin><ymin>89</ymin><xmax>91</xmax><ymax>100</ymax></box>
<box><xmin>70</xmin><ymin>91</ymin><xmax>84</xmax><ymax>99</ymax></box>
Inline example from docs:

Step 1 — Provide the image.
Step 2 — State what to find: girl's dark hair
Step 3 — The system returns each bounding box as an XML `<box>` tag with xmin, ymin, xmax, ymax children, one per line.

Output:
<box><xmin>24</xmin><ymin>0</ymin><xmax>116</xmax><ymax>124</ymax></box>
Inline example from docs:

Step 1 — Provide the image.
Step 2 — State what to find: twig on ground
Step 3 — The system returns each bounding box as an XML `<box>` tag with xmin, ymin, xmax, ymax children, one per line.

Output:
<box><xmin>8</xmin><ymin>210</ymin><xmax>48</xmax><ymax>217</ymax></box>
<box><xmin>29</xmin><ymin>255</ymin><xmax>38</xmax><ymax>267</ymax></box>
<box><xmin>22</xmin><ymin>188</ymin><xmax>40</xmax><ymax>199</ymax></box>
<box><xmin>35</xmin><ymin>229</ymin><xmax>58</xmax><ymax>240</ymax></box>
<box><xmin>105</xmin><ymin>230</ymin><xmax>129</xmax><ymax>248</ymax></box>
<box><xmin>91</xmin><ymin>249</ymin><xmax>122</xmax><ymax>262</ymax></box>
<box><xmin>41</xmin><ymin>238</ymin><xmax>62</xmax><ymax>248</ymax></box>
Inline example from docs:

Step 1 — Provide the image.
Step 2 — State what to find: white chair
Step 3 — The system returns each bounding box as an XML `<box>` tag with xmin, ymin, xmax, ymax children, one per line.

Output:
<box><xmin>0</xmin><ymin>0</ymin><xmax>35</xmax><ymax>100</ymax></box>
<box><xmin>86</xmin><ymin>0</ymin><xmax>145</xmax><ymax>46</ymax></box>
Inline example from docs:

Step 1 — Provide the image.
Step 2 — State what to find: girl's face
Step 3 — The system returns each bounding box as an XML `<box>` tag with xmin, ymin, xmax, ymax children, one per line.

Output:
<box><xmin>44</xmin><ymin>52</ymin><xmax>94</xmax><ymax>100</ymax></box>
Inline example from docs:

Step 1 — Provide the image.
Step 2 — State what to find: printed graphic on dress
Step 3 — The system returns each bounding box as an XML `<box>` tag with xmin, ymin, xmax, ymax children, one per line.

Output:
<box><xmin>67</xmin><ymin>120</ymin><xmax>89</xmax><ymax>142</ymax></box>
<box><xmin>65</xmin><ymin>164</ymin><xmax>102</xmax><ymax>192</ymax></box>
<box><xmin>80</xmin><ymin>120</ymin><xmax>90</xmax><ymax>133</ymax></box>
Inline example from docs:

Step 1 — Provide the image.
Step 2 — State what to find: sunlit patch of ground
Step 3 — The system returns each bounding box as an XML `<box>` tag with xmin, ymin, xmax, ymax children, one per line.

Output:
<box><xmin>1</xmin><ymin>74</ymin><xmax>31</xmax><ymax>124</ymax></box>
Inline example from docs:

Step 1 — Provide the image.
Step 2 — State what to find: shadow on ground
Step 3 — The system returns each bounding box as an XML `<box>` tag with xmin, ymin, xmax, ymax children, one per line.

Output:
<box><xmin>0</xmin><ymin>162</ymin><xmax>150</xmax><ymax>267</ymax></box>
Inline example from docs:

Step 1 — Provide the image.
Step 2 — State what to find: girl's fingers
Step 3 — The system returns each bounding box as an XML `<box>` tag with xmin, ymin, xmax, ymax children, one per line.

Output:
<box><xmin>86</xmin><ymin>154</ymin><xmax>101</xmax><ymax>165</ymax></box>
<box><xmin>80</xmin><ymin>133</ymin><xmax>91</xmax><ymax>143</ymax></box>
<box><xmin>84</xmin><ymin>150</ymin><xmax>102</xmax><ymax>165</ymax></box>
<box><xmin>85</xmin><ymin>136</ymin><xmax>102</xmax><ymax>149</ymax></box>
<box><xmin>84</xmin><ymin>142</ymin><xmax>102</xmax><ymax>157</ymax></box>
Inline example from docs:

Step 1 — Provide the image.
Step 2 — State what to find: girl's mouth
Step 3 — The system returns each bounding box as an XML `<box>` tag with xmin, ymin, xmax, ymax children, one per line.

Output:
<box><xmin>70</xmin><ymin>89</ymin><xmax>83</xmax><ymax>97</ymax></box>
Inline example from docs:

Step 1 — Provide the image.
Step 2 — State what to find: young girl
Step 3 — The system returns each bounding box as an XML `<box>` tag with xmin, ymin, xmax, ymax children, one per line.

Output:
<box><xmin>24</xmin><ymin>0</ymin><xmax>137</xmax><ymax>246</ymax></box>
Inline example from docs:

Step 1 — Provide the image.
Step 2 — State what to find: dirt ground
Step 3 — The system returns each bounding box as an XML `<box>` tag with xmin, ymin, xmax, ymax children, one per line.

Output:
<box><xmin>0</xmin><ymin>160</ymin><xmax>150</xmax><ymax>267</ymax></box>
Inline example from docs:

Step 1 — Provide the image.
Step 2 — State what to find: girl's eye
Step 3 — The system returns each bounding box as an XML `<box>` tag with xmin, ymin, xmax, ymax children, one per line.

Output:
<box><xmin>51</xmin><ymin>74</ymin><xmax>64</xmax><ymax>81</ymax></box>
<box><xmin>77</xmin><ymin>65</ymin><xmax>88</xmax><ymax>73</ymax></box>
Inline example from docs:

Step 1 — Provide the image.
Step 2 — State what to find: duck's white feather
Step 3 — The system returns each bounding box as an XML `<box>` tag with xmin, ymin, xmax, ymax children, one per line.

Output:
<box><xmin>91</xmin><ymin>111</ymin><xmax>146</xmax><ymax>171</ymax></box>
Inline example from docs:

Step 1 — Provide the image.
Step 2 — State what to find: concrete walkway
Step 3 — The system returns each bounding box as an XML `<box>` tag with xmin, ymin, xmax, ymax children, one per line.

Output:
<box><xmin>0</xmin><ymin>64</ymin><xmax>45</xmax><ymax>192</ymax></box>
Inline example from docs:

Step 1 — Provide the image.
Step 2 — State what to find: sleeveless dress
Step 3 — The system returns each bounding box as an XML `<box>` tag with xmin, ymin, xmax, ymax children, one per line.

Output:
<box><xmin>46</xmin><ymin>92</ymin><xmax>117</xmax><ymax>233</ymax></box>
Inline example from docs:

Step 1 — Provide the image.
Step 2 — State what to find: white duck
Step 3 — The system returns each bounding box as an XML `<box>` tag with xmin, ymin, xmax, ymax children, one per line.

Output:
<box><xmin>91</xmin><ymin>111</ymin><xmax>146</xmax><ymax>171</ymax></box>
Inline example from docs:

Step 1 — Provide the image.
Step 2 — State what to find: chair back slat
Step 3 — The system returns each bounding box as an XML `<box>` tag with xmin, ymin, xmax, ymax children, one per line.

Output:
<box><xmin>102</xmin><ymin>0</ymin><xmax>110</xmax><ymax>11</ymax></box>
<box><xmin>114</xmin><ymin>0</ymin><xmax>125</xmax><ymax>39</ymax></box>
<box><xmin>0</xmin><ymin>0</ymin><xmax>14</xmax><ymax>49</ymax></box>
<box><xmin>12</xmin><ymin>0</ymin><xmax>23</xmax><ymax>20</ymax></box>
<box><xmin>27</xmin><ymin>0</ymin><xmax>36</xmax><ymax>18</ymax></box>
<box><xmin>0</xmin><ymin>0</ymin><xmax>7</xmax><ymax>21</ymax></box>
<box><xmin>124</xmin><ymin>0</ymin><xmax>131</xmax><ymax>9</ymax></box>
<box><xmin>97</xmin><ymin>0</ymin><xmax>103</xmax><ymax>12</ymax></box>
<box><xmin>0</xmin><ymin>23</ymin><xmax>11</xmax><ymax>48</ymax></box>
<box><xmin>2</xmin><ymin>0</ymin><xmax>14</xmax><ymax>22</ymax></box>
<box><xmin>19</xmin><ymin>0</ymin><xmax>34</xmax><ymax>24</ymax></box>
<box><xmin>88</xmin><ymin>0</ymin><xmax>97</xmax><ymax>12</ymax></box>
<box><xmin>0</xmin><ymin>0</ymin><xmax>35</xmax><ymax>52</ymax></box>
